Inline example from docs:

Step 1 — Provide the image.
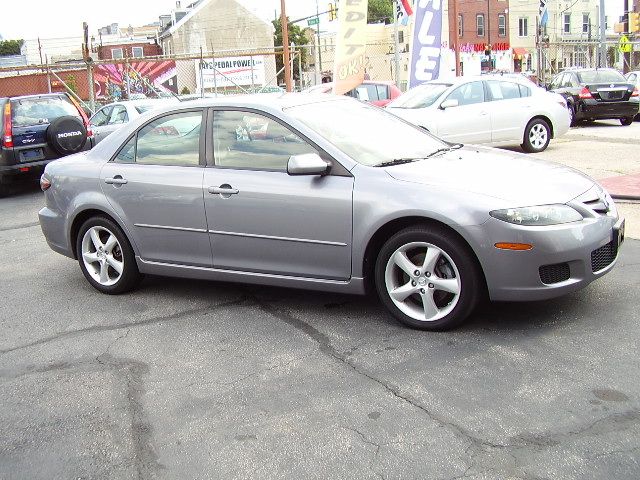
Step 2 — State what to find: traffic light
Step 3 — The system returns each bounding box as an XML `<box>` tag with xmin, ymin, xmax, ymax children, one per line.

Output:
<box><xmin>630</xmin><ymin>12</ymin><xmax>640</xmax><ymax>33</ymax></box>
<box><xmin>328</xmin><ymin>3</ymin><xmax>337</xmax><ymax>21</ymax></box>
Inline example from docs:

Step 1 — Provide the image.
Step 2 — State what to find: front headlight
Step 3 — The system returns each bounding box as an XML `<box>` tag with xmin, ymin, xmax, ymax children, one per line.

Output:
<box><xmin>490</xmin><ymin>205</ymin><xmax>583</xmax><ymax>226</ymax></box>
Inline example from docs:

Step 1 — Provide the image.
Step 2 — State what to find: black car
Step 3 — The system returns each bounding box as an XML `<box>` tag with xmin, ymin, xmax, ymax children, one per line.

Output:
<box><xmin>0</xmin><ymin>93</ymin><xmax>93</xmax><ymax>196</ymax></box>
<box><xmin>547</xmin><ymin>68</ymin><xmax>639</xmax><ymax>126</ymax></box>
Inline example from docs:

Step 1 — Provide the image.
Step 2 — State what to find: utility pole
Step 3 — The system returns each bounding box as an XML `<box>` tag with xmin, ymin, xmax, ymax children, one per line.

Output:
<box><xmin>316</xmin><ymin>0</ymin><xmax>323</xmax><ymax>82</ymax></box>
<box><xmin>452</xmin><ymin>0</ymin><xmax>460</xmax><ymax>76</ymax></box>
<box><xmin>280</xmin><ymin>0</ymin><xmax>293</xmax><ymax>92</ymax></box>
<box><xmin>623</xmin><ymin>0</ymin><xmax>631</xmax><ymax>73</ymax></box>
<box><xmin>393</xmin><ymin>0</ymin><xmax>401</xmax><ymax>87</ymax></box>
<box><xmin>598</xmin><ymin>0</ymin><xmax>606</xmax><ymax>67</ymax></box>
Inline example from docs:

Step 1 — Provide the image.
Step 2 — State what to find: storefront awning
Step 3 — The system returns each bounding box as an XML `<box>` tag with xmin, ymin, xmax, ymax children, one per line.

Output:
<box><xmin>513</xmin><ymin>47</ymin><xmax>528</xmax><ymax>56</ymax></box>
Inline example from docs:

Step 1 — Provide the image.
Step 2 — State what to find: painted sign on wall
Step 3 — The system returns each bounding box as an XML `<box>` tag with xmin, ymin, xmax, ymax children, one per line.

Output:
<box><xmin>196</xmin><ymin>56</ymin><xmax>265</xmax><ymax>90</ymax></box>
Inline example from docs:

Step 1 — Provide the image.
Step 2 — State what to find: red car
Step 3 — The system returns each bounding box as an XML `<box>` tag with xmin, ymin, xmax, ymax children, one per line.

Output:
<box><xmin>304</xmin><ymin>80</ymin><xmax>402</xmax><ymax>107</ymax></box>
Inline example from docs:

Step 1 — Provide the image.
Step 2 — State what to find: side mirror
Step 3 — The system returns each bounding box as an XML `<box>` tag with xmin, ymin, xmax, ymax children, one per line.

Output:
<box><xmin>287</xmin><ymin>153</ymin><xmax>330</xmax><ymax>176</ymax></box>
<box><xmin>440</xmin><ymin>99</ymin><xmax>459</xmax><ymax>109</ymax></box>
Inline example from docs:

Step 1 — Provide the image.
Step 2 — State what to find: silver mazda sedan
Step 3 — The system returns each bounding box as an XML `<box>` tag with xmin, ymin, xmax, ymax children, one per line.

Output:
<box><xmin>39</xmin><ymin>94</ymin><xmax>625</xmax><ymax>330</ymax></box>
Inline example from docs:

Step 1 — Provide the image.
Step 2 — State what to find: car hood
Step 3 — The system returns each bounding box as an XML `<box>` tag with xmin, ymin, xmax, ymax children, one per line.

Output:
<box><xmin>385</xmin><ymin>146</ymin><xmax>595</xmax><ymax>206</ymax></box>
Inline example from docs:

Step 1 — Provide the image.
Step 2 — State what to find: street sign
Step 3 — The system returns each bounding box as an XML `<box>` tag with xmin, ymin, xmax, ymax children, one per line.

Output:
<box><xmin>619</xmin><ymin>35</ymin><xmax>632</xmax><ymax>53</ymax></box>
<box><xmin>307</xmin><ymin>17</ymin><xmax>319</xmax><ymax>26</ymax></box>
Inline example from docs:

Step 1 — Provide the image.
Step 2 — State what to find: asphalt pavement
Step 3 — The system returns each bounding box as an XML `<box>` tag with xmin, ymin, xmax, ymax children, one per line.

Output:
<box><xmin>1</xmin><ymin>122</ymin><xmax>639</xmax><ymax>479</ymax></box>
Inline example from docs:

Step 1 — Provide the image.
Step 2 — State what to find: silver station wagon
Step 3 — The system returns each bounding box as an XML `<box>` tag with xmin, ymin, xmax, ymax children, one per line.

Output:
<box><xmin>39</xmin><ymin>95</ymin><xmax>624</xmax><ymax>330</ymax></box>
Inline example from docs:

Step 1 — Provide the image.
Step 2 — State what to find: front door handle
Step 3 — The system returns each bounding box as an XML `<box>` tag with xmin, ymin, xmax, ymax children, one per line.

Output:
<box><xmin>105</xmin><ymin>176</ymin><xmax>128</xmax><ymax>185</ymax></box>
<box><xmin>208</xmin><ymin>185</ymin><xmax>239</xmax><ymax>196</ymax></box>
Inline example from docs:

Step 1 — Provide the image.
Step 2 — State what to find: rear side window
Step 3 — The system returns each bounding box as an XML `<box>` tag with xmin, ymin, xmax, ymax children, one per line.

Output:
<box><xmin>11</xmin><ymin>96</ymin><xmax>80</xmax><ymax>127</ymax></box>
<box><xmin>519</xmin><ymin>84</ymin><xmax>531</xmax><ymax>97</ymax></box>
<box><xmin>487</xmin><ymin>81</ymin><xmax>521</xmax><ymax>100</ymax></box>
<box><xmin>114</xmin><ymin>111</ymin><xmax>202</xmax><ymax>167</ymax></box>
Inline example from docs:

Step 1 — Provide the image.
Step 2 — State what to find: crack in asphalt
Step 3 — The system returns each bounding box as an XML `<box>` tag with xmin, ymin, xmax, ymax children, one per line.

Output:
<box><xmin>254</xmin><ymin>297</ymin><xmax>640</xmax><ymax>478</ymax></box>
<box><xmin>0</xmin><ymin>221</ymin><xmax>40</xmax><ymax>233</ymax></box>
<box><xmin>0</xmin><ymin>297</ymin><xmax>247</xmax><ymax>355</ymax></box>
<box><xmin>341</xmin><ymin>426</ymin><xmax>384</xmax><ymax>480</ymax></box>
<box><xmin>1</xmin><ymin>354</ymin><xmax>161</xmax><ymax>480</ymax></box>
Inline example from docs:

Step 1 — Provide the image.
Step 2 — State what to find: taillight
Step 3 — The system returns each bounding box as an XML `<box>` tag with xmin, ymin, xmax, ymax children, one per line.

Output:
<box><xmin>632</xmin><ymin>88</ymin><xmax>639</xmax><ymax>97</ymax></box>
<box><xmin>40</xmin><ymin>175</ymin><xmax>51</xmax><ymax>191</ymax></box>
<box><xmin>578</xmin><ymin>87</ymin><xmax>592</xmax><ymax>99</ymax></box>
<box><xmin>3</xmin><ymin>102</ymin><xmax>13</xmax><ymax>148</ymax></box>
<box><xmin>68</xmin><ymin>95</ymin><xmax>92</xmax><ymax>138</ymax></box>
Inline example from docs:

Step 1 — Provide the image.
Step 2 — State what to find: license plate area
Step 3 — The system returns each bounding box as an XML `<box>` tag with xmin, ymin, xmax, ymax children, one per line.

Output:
<box><xmin>19</xmin><ymin>148</ymin><xmax>45</xmax><ymax>162</ymax></box>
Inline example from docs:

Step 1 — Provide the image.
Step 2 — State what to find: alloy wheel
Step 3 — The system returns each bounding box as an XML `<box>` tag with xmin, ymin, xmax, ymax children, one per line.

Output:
<box><xmin>529</xmin><ymin>123</ymin><xmax>548</xmax><ymax>150</ymax></box>
<box><xmin>81</xmin><ymin>226</ymin><xmax>124</xmax><ymax>286</ymax></box>
<box><xmin>384</xmin><ymin>242</ymin><xmax>461</xmax><ymax>322</ymax></box>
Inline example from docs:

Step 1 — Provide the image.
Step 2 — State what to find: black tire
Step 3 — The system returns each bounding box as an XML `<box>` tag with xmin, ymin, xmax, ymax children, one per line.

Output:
<box><xmin>374</xmin><ymin>225</ymin><xmax>484</xmax><ymax>331</ymax></box>
<box><xmin>567</xmin><ymin>102</ymin><xmax>577</xmax><ymax>127</ymax></box>
<box><xmin>521</xmin><ymin>118</ymin><xmax>551</xmax><ymax>153</ymax></box>
<box><xmin>46</xmin><ymin>116</ymin><xmax>87</xmax><ymax>156</ymax></box>
<box><xmin>620</xmin><ymin>117</ymin><xmax>634</xmax><ymax>126</ymax></box>
<box><xmin>76</xmin><ymin>216</ymin><xmax>142</xmax><ymax>294</ymax></box>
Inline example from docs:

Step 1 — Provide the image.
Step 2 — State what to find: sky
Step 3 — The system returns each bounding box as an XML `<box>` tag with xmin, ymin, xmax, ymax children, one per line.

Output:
<box><xmin>0</xmin><ymin>0</ymin><xmax>321</xmax><ymax>41</ymax></box>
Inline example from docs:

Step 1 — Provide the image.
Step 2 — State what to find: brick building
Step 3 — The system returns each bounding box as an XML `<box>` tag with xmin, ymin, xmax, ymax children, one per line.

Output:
<box><xmin>448</xmin><ymin>0</ymin><xmax>511</xmax><ymax>75</ymax></box>
<box><xmin>96</xmin><ymin>41</ymin><xmax>162</xmax><ymax>60</ymax></box>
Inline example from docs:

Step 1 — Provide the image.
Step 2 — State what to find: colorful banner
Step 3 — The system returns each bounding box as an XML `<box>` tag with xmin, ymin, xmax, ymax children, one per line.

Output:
<box><xmin>396</xmin><ymin>0</ymin><xmax>414</xmax><ymax>26</ymax></box>
<box><xmin>93</xmin><ymin>61</ymin><xmax>177</xmax><ymax>101</ymax></box>
<box><xmin>409</xmin><ymin>0</ymin><xmax>443</xmax><ymax>87</ymax></box>
<box><xmin>332</xmin><ymin>0</ymin><xmax>369</xmax><ymax>96</ymax></box>
<box><xmin>196</xmin><ymin>56</ymin><xmax>266</xmax><ymax>90</ymax></box>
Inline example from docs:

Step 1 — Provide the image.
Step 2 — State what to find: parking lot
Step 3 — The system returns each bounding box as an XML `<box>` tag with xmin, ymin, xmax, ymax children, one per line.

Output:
<box><xmin>1</xmin><ymin>121</ymin><xmax>639</xmax><ymax>479</ymax></box>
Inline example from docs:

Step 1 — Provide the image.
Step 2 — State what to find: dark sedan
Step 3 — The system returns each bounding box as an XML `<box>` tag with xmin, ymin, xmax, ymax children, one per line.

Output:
<box><xmin>547</xmin><ymin>68</ymin><xmax>639</xmax><ymax>126</ymax></box>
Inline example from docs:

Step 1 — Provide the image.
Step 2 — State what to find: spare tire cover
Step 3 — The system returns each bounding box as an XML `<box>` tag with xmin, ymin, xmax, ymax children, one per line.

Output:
<box><xmin>46</xmin><ymin>116</ymin><xmax>87</xmax><ymax>155</ymax></box>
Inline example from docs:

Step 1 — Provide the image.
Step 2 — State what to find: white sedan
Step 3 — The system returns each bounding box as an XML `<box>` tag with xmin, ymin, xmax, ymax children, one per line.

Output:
<box><xmin>386</xmin><ymin>75</ymin><xmax>570</xmax><ymax>153</ymax></box>
<box><xmin>89</xmin><ymin>99</ymin><xmax>178</xmax><ymax>144</ymax></box>
<box><xmin>626</xmin><ymin>71</ymin><xmax>640</xmax><ymax>119</ymax></box>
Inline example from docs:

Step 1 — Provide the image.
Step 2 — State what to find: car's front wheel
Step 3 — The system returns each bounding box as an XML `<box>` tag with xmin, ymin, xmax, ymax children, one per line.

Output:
<box><xmin>76</xmin><ymin>216</ymin><xmax>142</xmax><ymax>294</ymax></box>
<box><xmin>620</xmin><ymin>117</ymin><xmax>634</xmax><ymax>126</ymax></box>
<box><xmin>522</xmin><ymin>118</ymin><xmax>551</xmax><ymax>153</ymax></box>
<box><xmin>375</xmin><ymin>226</ymin><xmax>483</xmax><ymax>331</ymax></box>
<box><xmin>567</xmin><ymin>102</ymin><xmax>576</xmax><ymax>127</ymax></box>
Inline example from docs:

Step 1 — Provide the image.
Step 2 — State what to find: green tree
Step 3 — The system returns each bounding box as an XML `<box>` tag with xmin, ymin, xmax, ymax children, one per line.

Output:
<box><xmin>0</xmin><ymin>39</ymin><xmax>25</xmax><ymax>56</ymax></box>
<box><xmin>272</xmin><ymin>18</ymin><xmax>309</xmax><ymax>86</ymax></box>
<box><xmin>368</xmin><ymin>0</ymin><xmax>394</xmax><ymax>24</ymax></box>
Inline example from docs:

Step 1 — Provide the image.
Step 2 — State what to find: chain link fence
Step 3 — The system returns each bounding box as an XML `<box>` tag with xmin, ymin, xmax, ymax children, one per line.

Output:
<box><xmin>536</xmin><ymin>41</ymin><xmax>640</xmax><ymax>85</ymax></box>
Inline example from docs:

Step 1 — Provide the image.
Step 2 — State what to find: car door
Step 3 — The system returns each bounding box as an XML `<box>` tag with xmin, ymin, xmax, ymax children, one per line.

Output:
<box><xmin>100</xmin><ymin>109</ymin><xmax>212</xmax><ymax>267</ymax></box>
<box><xmin>434</xmin><ymin>81</ymin><xmax>491</xmax><ymax>144</ymax></box>
<box><xmin>485</xmin><ymin>80</ymin><xmax>531</xmax><ymax>143</ymax></box>
<box><xmin>203</xmin><ymin>108</ymin><xmax>354</xmax><ymax>280</ymax></box>
<box><xmin>102</xmin><ymin>104</ymin><xmax>129</xmax><ymax>138</ymax></box>
<box><xmin>89</xmin><ymin>106</ymin><xmax>113</xmax><ymax>145</ymax></box>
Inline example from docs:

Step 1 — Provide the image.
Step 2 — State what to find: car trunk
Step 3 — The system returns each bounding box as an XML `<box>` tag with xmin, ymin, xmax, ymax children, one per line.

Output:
<box><xmin>584</xmin><ymin>82</ymin><xmax>634</xmax><ymax>102</ymax></box>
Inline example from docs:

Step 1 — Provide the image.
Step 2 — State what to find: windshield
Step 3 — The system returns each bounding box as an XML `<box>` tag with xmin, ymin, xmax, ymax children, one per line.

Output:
<box><xmin>386</xmin><ymin>83</ymin><xmax>450</xmax><ymax>109</ymax></box>
<box><xmin>287</xmin><ymin>99</ymin><xmax>447</xmax><ymax>167</ymax></box>
<box><xmin>11</xmin><ymin>96</ymin><xmax>80</xmax><ymax>127</ymax></box>
<box><xmin>577</xmin><ymin>70</ymin><xmax>626</xmax><ymax>84</ymax></box>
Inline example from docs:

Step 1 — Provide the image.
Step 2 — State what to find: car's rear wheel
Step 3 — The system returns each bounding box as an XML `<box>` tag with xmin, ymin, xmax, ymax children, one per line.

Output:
<box><xmin>522</xmin><ymin>118</ymin><xmax>551</xmax><ymax>153</ymax></box>
<box><xmin>620</xmin><ymin>117</ymin><xmax>634</xmax><ymax>126</ymax></box>
<box><xmin>76</xmin><ymin>216</ymin><xmax>142</xmax><ymax>294</ymax></box>
<box><xmin>374</xmin><ymin>226</ymin><xmax>482</xmax><ymax>331</ymax></box>
<box><xmin>567</xmin><ymin>102</ymin><xmax>576</xmax><ymax>127</ymax></box>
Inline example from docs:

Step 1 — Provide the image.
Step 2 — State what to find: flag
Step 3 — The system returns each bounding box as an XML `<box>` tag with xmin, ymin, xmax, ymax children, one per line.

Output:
<box><xmin>539</xmin><ymin>0</ymin><xmax>549</xmax><ymax>27</ymax></box>
<box><xmin>409</xmin><ymin>0</ymin><xmax>444</xmax><ymax>87</ymax></box>
<box><xmin>332</xmin><ymin>0</ymin><xmax>369</xmax><ymax>96</ymax></box>
<box><xmin>396</xmin><ymin>0</ymin><xmax>414</xmax><ymax>26</ymax></box>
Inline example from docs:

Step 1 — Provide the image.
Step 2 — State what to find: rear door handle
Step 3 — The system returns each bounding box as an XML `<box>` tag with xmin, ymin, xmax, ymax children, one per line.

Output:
<box><xmin>105</xmin><ymin>176</ymin><xmax>128</xmax><ymax>185</ymax></box>
<box><xmin>208</xmin><ymin>185</ymin><xmax>239</xmax><ymax>195</ymax></box>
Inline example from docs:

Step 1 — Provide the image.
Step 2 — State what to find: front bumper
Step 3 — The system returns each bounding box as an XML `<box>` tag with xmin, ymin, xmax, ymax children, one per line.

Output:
<box><xmin>466</xmin><ymin>210</ymin><xmax>623</xmax><ymax>302</ymax></box>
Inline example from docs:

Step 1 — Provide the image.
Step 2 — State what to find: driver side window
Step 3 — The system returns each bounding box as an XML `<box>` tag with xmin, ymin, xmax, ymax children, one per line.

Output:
<box><xmin>212</xmin><ymin>110</ymin><xmax>318</xmax><ymax>171</ymax></box>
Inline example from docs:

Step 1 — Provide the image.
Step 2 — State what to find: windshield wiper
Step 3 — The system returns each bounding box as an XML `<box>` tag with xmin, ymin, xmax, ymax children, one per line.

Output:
<box><xmin>376</xmin><ymin>146</ymin><xmax>456</xmax><ymax>167</ymax></box>
<box><xmin>447</xmin><ymin>142</ymin><xmax>464</xmax><ymax>150</ymax></box>
<box><xmin>375</xmin><ymin>158</ymin><xmax>421</xmax><ymax>167</ymax></box>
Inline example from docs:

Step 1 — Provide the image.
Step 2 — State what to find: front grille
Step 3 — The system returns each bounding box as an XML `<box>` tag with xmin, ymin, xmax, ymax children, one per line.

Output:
<box><xmin>539</xmin><ymin>263</ymin><xmax>571</xmax><ymax>284</ymax></box>
<box><xmin>591</xmin><ymin>240</ymin><xmax>618</xmax><ymax>272</ymax></box>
